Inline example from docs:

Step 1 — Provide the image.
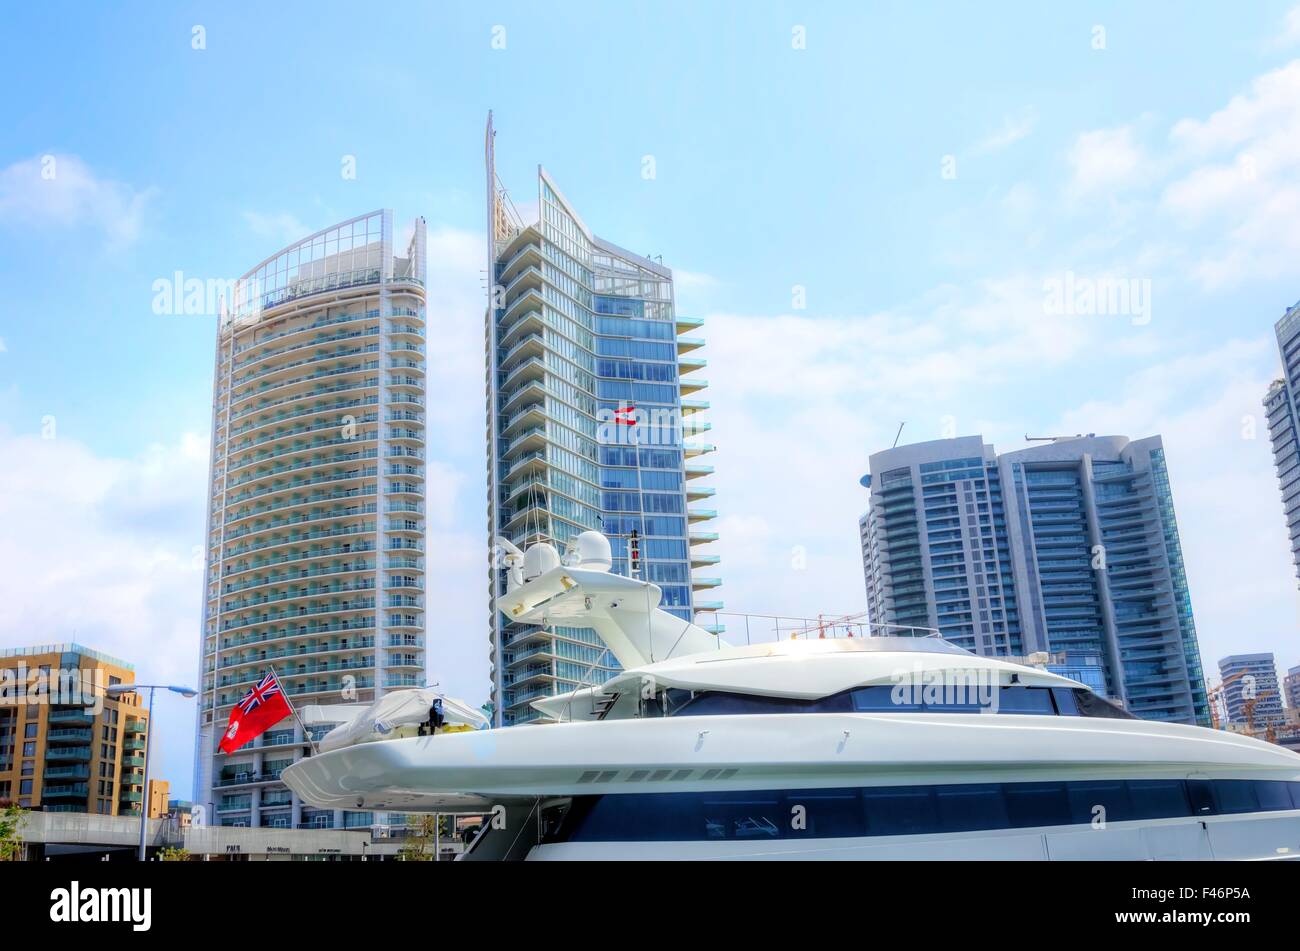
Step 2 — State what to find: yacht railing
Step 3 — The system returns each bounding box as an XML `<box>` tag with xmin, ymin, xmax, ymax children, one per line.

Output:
<box><xmin>558</xmin><ymin>644</ymin><xmax>615</xmax><ymax>723</ymax></box>
<box><xmin>710</xmin><ymin>611</ymin><xmax>939</xmax><ymax>648</ymax></box>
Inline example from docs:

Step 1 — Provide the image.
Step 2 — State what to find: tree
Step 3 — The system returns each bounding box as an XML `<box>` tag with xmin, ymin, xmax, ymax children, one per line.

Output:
<box><xmin>397</xmin><ymin>814</ymin><xmax>446</xmax><ymax>861</ymax></box>
<box><xmin>158</xmin><ymin>846</ymin><xmax>190</xmax><ymax>862</ymax></box>
<box><xmin>0</xmin><ymin>803</ymin><xmax>27</xmax><ymax>862</ymax></box>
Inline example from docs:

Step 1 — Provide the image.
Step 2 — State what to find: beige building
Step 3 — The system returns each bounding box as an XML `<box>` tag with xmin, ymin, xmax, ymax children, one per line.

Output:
<box><xmin>0</xmin><ymin>643</ymin><xmax>151</xmax><ymax>817</ymax></box>
<box><xmin>147</xmin><ymin>778</ymin><xmax>170</xmax><ymax>819</ymax></box>
<box><xmin>194</xmin><ymin>210</ymin><xmax>428</xmax><ymax>833</ymax></box>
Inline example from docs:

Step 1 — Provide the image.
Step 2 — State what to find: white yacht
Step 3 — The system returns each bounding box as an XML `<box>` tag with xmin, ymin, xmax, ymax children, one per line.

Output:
<box><xmin>282</xmin><ymin>532</ymin><xmax>1300</xmax><ymax>861</ymax></box>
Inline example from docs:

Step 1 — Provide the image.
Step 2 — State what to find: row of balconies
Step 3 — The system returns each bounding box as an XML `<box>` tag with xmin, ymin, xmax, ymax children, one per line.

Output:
<box><xmin>227</xmin><ymin>376</ymin><xmax>380</xmax><ymax>425</ymax></box>
<box><xmin>232</xmin><ymin>323</ymin><xmax>380</xmax><ymax>373</ymax></box>
<box><xmin>232</xmin><ymin>343</ymin><xmax>380</xmax><ymax>390</ymax></box>
<box><xmin>224</xmin><ymin>521</ymin><xmax>376</xmax><ymax>558</ymax></box>
<box><xmin>229</xmin><ymin>394</ymin><xmax>379</xmax><ymax>440</ymax></box>
<box><xmin>224</xmin><ymin>465</ymin><xmax>378</xmax><ymax>506</ymax></box>
<box><xmin>224</xmin><ymin>485</ymin><xmax>377</xmax><ymax>527</ymax></box>
<box><xmin>218</xmin><ymin>636</ymin><xmax>381</xmax><ymax>669</ymax></box>
<box><xmin>230</xmin><ymin>410</ymin><xmax>381</xmax><ymax>455</ymax></box>
<box><xmin>227</xmin><ymin>447</ymin><xmax>380</xmax><ymax>490</ymax></box>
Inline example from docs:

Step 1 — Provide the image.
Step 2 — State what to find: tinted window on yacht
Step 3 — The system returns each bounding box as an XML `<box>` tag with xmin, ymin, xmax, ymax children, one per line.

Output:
<box><xmin>667</xmin><ymin>685</ymin><xmax>1135</xmax><ymax>719</ymax></box>
<box><xmin>851</xmin><ymin>684</ymin><xmax>1059</xmax><ymax>714</ymax></box>
<box><xmin>550</xmin><ymin>779</ymin><xmax>1300</xmax><ymax>843</ymax></box>
<box><xmin>672</xmin><ymin>691</ymin><xmax>853</xmax><ymax>716</ymax></box>
<box><xmin>1071</xmin><ymin>689</ymin><xmax>1136</xmax><ymax>720</ymax></box>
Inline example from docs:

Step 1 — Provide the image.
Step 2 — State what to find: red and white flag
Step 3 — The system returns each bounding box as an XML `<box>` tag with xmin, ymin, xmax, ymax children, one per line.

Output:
<box><xmin>219</xmin><ymin>671</ymin><xmax>293</xmax><ymax>754</ymax></box>
<box><xmin>613</xmin><ymin>404</ymin><xmax>637</xmax><ymax>426</ymax></box>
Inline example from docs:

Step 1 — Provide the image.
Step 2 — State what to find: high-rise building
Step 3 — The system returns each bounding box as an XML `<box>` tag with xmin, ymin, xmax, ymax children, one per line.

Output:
<box><xmin>484</xmin><ymin>114</ymin><xmax>720</xmax><ymax>725</ymax></box>
<box><xmin>0</xmin><ymin>643</ymin><xmax>151</xmax><ymax>816</ymax></box>
<box><xmin>1265</xmin><ymin>301</ymin><xmax>1300</xmax><ymax>587</ymax></box>
<box><xmin>194</xmin><ymin>210</ymin><xmax>428</xmax><ymax>830</ymax></box>
<box><xmin>1285</xmin><ymin>663</ymin><xmax>1300</xmax><ymax>713</ymax></box>
<box><xmin>1217</xmin><ymin>653</ymin><xmax>1286</xmax><ymax>733</ymax></box>
<box><xmin>859</xmin><ymin>434</ymin><xmax>1209</xmax><ymax>726</ymax></box>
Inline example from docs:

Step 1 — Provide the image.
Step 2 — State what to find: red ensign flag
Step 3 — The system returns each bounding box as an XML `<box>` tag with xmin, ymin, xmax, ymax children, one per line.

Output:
<box><xmin>219</xmin><ymin>672</ymin><xmax>292</xmax><ymax>754</ymax></box>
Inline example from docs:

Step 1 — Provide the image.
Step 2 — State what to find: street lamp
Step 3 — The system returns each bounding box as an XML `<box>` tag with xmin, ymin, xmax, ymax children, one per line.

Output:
<box><xmin>105</xmin><ymin>683</ymin><xmax>197</xmax><ymax>861</ymax></box>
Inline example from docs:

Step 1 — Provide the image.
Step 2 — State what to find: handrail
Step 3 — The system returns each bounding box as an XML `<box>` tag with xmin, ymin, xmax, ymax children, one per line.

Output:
<box><xmin>559</xmin><ymin>641</ymin><xmax>615</xmax><ymax>724</ymax></box>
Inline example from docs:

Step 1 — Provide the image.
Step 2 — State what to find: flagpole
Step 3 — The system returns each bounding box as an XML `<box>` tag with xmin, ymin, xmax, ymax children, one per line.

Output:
<box><xmin>267</xmin><ymin>665</ymin><xmax>319</xmax><ymax>756</ymax></box>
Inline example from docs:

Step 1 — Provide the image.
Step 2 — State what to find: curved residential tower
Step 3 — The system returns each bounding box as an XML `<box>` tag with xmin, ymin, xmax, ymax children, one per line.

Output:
<box><xmin>194</xmin><ymin>210</ymin><xmax>428</xmax><ymax>832</ymax></box>
<box><xmin>483</xmin><ymin>114</ymin><xmax>721</xmax><ymax>725</ymax></box>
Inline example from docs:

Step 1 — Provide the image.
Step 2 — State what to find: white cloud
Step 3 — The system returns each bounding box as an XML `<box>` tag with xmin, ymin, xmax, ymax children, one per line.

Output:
<box><xmin>672</xmin><ymin>268</ymin><xmax>720</xmax><ymax>291</ymax></box>
<box><xmin>1066</xmin><ymin>125</ymin><xmax>1149</xmax><ymax>197</ymax></box>
<box><xmin>241</xmin><ymin>210</ymin><xmax>311</xmax><ymax>246</ymax></box>
<box><xmin>0</xmin><ymin>427</ymin><xmax>209</xmax><ymax>795</ymax></box>
<box><xmin>1159</xmin><ymin>61</ymin><xmax>1300</xmax><ymax>287</ymax></box>
<box><xmin>1273</xmin><ymin>5</ymin><xmax>1300</xmax><ymax>48</ymax></box>
<box><xmin>690</xmin><ymin>272</ymin><xmax>1149</xmax><ymax>634</ymax></box>
<box><xmin>0</xmin><ymin>153</ymin><xmax>154</xmax><ymax>248</ymax></box>
<box><xmin>973</xmin><ymin>109</ymin><xmax>1037</xmax><ymax>154</ymax></box>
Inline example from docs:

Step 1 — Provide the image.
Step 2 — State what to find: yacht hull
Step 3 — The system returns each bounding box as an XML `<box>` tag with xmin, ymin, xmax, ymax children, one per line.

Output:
<box><xmin>281</xmin><ymin>710</ymin><xmax>1300</xmax><ymax>816</ymax></box>
<box><xmin>528</xmin><ymin>810</ymin><xmax>1300</xmax><ymax>860</ymax></box>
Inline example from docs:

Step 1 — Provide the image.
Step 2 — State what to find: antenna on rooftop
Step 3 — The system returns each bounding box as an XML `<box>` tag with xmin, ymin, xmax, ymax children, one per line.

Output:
<box><xmin>892</xmin><ymin>422</ymin><xmax>905</xmax><ymax>448</ymax></box>
<box><xmin>1024</xmin><ymin>433</ymin><xmax>1086</xmax><ymax>443</ymax></box>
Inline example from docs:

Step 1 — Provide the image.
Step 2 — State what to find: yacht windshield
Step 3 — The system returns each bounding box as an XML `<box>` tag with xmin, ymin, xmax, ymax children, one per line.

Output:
<box><xmin>665</xmin><ymin>686</ymin><xmax>1133</xmax><ymax>719</ymax></box>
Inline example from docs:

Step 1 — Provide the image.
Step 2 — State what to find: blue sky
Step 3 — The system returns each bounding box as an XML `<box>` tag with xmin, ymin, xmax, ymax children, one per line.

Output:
<box><xmin>3</xmin><ymin>1</ymin><xmax>1300</xmax><ymax>797</ymax></box>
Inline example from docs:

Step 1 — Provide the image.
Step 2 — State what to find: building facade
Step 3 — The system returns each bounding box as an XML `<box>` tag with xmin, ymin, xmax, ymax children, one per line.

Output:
<box><xmin>1218</xmin><ymin>653</ymin><xmax>1286</xmax><ymax>732</ymax></box>
<box><xmin>484</xmin><ymin>114</ymin><xmax>720</xmax><ymax>725</ymax></box>
<box><xmin>1266</xmin><ymin>301</ymin><xmax>1300</xmax><ymax>587</ymax></box>
<box><xmin>859</xmin><ymin>434</ymin><xmax>1209</xmax><ymax>725</ymax></box>
<box><xmin>194</xmin><ymin>210</ymin><xmax>428</xmax><ymax>830</ymax></box>
<box><xmin>0</xmin><ymin>644</ymin><xmax>150</xmax><ymax>816</ymax></box>
<box><xmin>1285</xmin><ymin>663</ymin><xmax>1300</xmax><ymax>714</ymax></box>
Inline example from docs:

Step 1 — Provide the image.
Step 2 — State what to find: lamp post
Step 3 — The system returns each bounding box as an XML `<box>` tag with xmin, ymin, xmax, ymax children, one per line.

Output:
<box><xmin>106</xmin><ymin>683</ymin><xmax>197</xmax><ymax>861</ymax></box>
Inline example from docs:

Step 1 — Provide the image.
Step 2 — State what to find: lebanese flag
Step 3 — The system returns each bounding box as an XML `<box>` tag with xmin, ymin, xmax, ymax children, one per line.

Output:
<box><xmin>613</xmin><ymin>404</ymin><xmax>637</xmax><ymax>426</ymax></box>
<box><xmin>219</xmin><ymin>671</ymin><xmax>293</xmax><ymax>754</ymax></box>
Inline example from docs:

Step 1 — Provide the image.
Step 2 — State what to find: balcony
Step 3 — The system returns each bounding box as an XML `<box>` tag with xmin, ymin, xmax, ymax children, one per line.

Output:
<box><xmin>46</xmin><ymin>728</ymin><xmax>92</xmax><ymax>744</ymax></box>
<box><xmin>48</xmin><ymin>708</ymin><xmax>94</xmax><ymax>726</ymax></box>
<box><xmin>216</xmin><ymin>770</ymin><xmax>283</xmax><ymax>788</ymax></box>
<box><xmin>45</xmin><ymin>747</ymin><xmax>91</xmax><ymax>763</ymax></box>
<box><xmin>43</xmin><ymin>783</ymin><xmax>90</xmax><ymax>800</ymax></box>
<box><xmin>44</xmin><ymin>765</ymin><xmax>90</xmax><ymax>781</ymax></box>
<box><xmin>679</xmin><ymin>376</ymin><xmax>709</xmax><ymax>395</ymax></box>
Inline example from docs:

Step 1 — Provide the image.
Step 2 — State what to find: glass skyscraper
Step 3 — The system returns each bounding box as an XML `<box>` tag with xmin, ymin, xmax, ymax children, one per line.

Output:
<box><xmin>484</xmin><ymin>114</ymin><xmax>720</xmax><ymax>726</ymax></box>
<box><xmin>1265</xmin><ymin>301</ymin><xmax>1300</xmax><ymax>588</ymax></box>
<box><xmin>860</xmin><ymin>434</ymin><xmax>1209</xmax><ymax>726</ymax></box>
